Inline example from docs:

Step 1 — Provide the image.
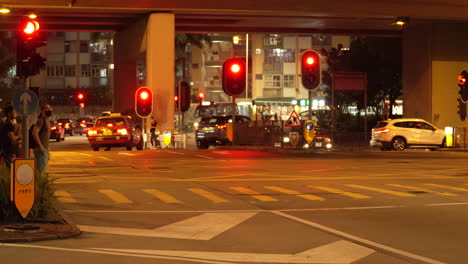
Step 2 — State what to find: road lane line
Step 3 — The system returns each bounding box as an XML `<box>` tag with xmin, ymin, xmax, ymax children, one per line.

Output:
<box><xmin>79</xmin><ymin>153</ymin><xmax>94</xmax><ymax>157</ymax></box>
<box><xmin>54</xmin><ymin>191</ymin><xmax>77</xmax><ymax>203</ymax></box>
<box><xmin>311</xmin><ymin>186</ymin><xmax>371</xmax><ymax>199</ymax></box>
<box><xmin>167</xmin><ymin>151</ymin><xmax>184</xmax><ymax>155</ymax></box>
<box><xmin>265</xmin><ymin>186</ymin><xmax>324</xmax><ymax>201</ymax></box>
<box><xmin>118</xmin><ymin>152</ymin><xmax>136</xmax><ymax>156</ymax></box>
<box><xmin>187</xmin><ymin>188</ymin><xmax>228</xmax><ymax>203</ymax></box>
<box><xmin>346</xmin><ymin>184</ymin><xmax>417</xmax><ymax>197</ymax></box>
<box><xmin>195</xmin><ymin>155</ymin><xmax>214</xmax><ymax>159</ymax></box>
<box><xmin>272</xmin><ymin>211</ymin><xmax>446</xmax><ymax>264</ymax></box>
<box><xmin>230</xmin><ymin>187</ymin><xmax>278</xmax><ymax>202</ymax></box>
<box><xmin>98</xmin><ymin>156</ymin><xmax>113</xmax><ymax>161</ymax></box>
<box><xmin>143</xmin><ymin>189</ymin><xmax>182</xmax><ymax>204</ymax></box>
<box><xmin>387</xmin><ymin>184</ymin><xmax>457</xmax><ymax>196</ymax></box>
<box><xmin>424</xmin><ymin>184</ymin><xmax>468</xmax><ymax>192</ymax></box>
<box><xmin>98</xmin><ymin>190</ymin><xmax>133</xmax><ymax>204</ymax></box>
<box><xmin>426</xmin><ymin>202</ymin><xmax>468</xmax><ymax>207</ymax></box>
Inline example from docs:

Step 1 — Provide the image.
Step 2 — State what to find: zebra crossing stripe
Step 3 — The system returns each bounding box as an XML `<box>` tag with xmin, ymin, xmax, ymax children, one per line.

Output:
<box><xmin>312</xmin><ymin>186</ymin><xmax>371</xmax><ymax>199</ymax></box>
<box><xmin>265</xmin><ymin>186</ymin><xmax>324</xmax><ymax>201</ymax></box>
<box><xmin>144</xmin><ymin>189</ymin><xmax>183</xmax><ymax>204</ymax></box>
<box><xmin>188</xmin><ymin>188</ymin><xmax>228</xmax><ymax>203</ymax></box>
<box><xmin>230</xmin><ymin>187</ymin><xmax>278</xmax><ymax>202</ymax></box>
<box><xmin>425</xmin><ymin>184</ymin><xmax>468</xmax><ymax>192</ymax></box>
<box><xmin>346</xmin><ymin>184</ymin><xmax>416</xmax><ymax>197</ymax></box>
<box><xmin>387</xmin><ymin>184</ymin><xmax>457</xmax><ymax>196</ymax></box>
<box><xmin>55</xmin><ymin>191</ymin><xmax>77</xmax><ymax>203</ymax></box>
<box><xmin>98</xmin><ymin>190</ymin><xmax>133</xmax><ymax>204</ymax></box>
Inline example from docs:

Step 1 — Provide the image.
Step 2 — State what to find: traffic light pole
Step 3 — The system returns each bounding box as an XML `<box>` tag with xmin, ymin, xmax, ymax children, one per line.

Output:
<box><xmin>308</xmin><ymin>91</ymin><xmax>312</xmax><ymax>120</ymax></box>
<box><xmin>177</xmin><ymin>80</ymin><xmax>182</xmax><ymax>134</ymax></box>
<box><xmin>232</xmin><ymin>95</ymin><xmax>236</xmax><ymax>145</ymax></box>
<box><xmin>22</xmin><ymin>77</ymin><xmax>30</xmax><ymax>159</ymax></box>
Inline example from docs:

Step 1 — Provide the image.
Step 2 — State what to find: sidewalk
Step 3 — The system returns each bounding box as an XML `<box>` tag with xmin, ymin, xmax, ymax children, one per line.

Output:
<box><xmin>0</xmin><ymin>211</ymin><xmax>80</xmax><ymax>243</ymax></box>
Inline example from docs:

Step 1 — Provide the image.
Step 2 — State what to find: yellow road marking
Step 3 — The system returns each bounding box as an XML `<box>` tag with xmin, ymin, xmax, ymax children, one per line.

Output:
<box><xmin>346</xmin><ymin>184</ymin><xmax>417</xmax><ymax>197</ymax></box>
<box><xmin>424</xmin><ymin>184</ymin><xmax>468</xmax><ymax>192</ymax></box>
<box><xmin>187</xmin><ymin>188</ymin><xmax>228</xmax><ymax>203</ymax></box>
<box><xmin>387</xmin><ymin>184</ymin><xmax>457</xmax><ymax>196</ymax></box>
<box><xmin>143</xmin><ymin>189</ymin><xmax>182</xmax><ymax>204</ymax></box>
<box><xmin>98</xmin><ymin>190</ymin><xmax>133</xmax><ymax>204</ymax></box>
<box><xmin>265</xmin><ymin>186</ymin><xmax>324</xmax><ymax>201</ymax></box>
<box><xmin>54</xmin><ymin>191</ymin><xmax>77</xmax><ymax>203</ymax></box>
<box><xmin>312</xmin><ymin>186</ymin><xmax>371</xmax><ymax>199</ymax></box>
<box><xmin>230</xmin><ymin>187</ymin><xmax>278</xmax><ymax>202</ymax></box>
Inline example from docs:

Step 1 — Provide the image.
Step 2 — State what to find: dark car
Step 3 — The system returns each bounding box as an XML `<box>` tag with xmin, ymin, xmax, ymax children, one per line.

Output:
<box><xmin>86</xmin><ymin>113</ymin><xmax>143</xmax><ymax>151</ymax></box>
<box><xmin>76</xmin><ymin>117</ymin><xmax>95</xmax><ymax>135</ymax></box>
<box><xmin>50</xmin><ymin>121</ymin><xmax>65</xmax><ymax>142</ymax></box>
<box><xmin>57</xmin><ymin>118</ymin><xmax>77</xmax><ymax>136</ymax></box>
<box><xmin>195</xmin><ymin>115</ymin><xmax>251</xmax><ymax>149</ymax></box>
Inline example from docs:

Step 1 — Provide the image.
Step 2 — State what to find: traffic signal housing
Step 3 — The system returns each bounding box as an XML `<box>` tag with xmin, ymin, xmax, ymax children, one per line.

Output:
<box><xmin>458</xmin><ymin>97</ymin><xmax>466</xmax><ymax>121</ymax></box>
<box><xmin>16</xmin><ymin>19</ymin><xmax>46</xmax><ymax>77</ymax></box>
<box><xmin>77</xmin><ymin>92</ymin><xmax>85</xmax><ymax>101</ymax></box>
<box><xmin>135</xmin><ymin>87</ymin><xmax>153</xmax><ymax>118</ymax></box>
<box><xmin>458</xmin><ymin>71</ymin><xmax>468</xmax><ymax>102</ymax></box>
<box><xmin>198</xmin><ymin>91</ymin><xmax>205</xmax><ymax>103</ymax></box>
<box><xmin>301</xmin><ymin>50</ymin><xmax>321</xmax><ymax>90</ymax></box>
<box><xmin>222</xmin><ymin>58</ymin><xmax>246</xmax><ymax>96</ymax></box>
<box><xmin>179</xmin><ymin>81</ymin><xmax>191</xmax><ymax>112</ymax></box>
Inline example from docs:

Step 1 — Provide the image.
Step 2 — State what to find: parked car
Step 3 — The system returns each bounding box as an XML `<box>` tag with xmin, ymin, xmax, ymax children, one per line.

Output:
<box><xmin>370</xmin><ymin>118</ymin><xmax>446</xmax><ymax>151</ymax></box>
<box><xmin>50</xmin><ymin>121</ymin><xmax>65</xmax><ymax>142</ymax></box>
<box><xmin>195</xmin><ymin>115</ymin><xmax>251</xmax><ymax>149</ymax></box>
<box><xmin>57</xmin><ymin>118</ymin><xmax>77</xmax><ymax>136</ymax></box>
<box><xmin>86</xmin><ymin>113</ymin><xmax>143</xmax><ymax>151</ymax></box>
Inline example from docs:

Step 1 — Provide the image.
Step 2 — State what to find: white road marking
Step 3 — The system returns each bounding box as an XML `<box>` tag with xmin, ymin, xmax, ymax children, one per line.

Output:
<box><xmin>0</xmin><ymin>244</ymin><xmax>232</xmax><ymax>264</ymax></box>
<box><xmin>98</xmin><ymin>156</ymin><xmax>113</xmax><ymax>161</ymax></box>
<box><xmin>272</xmin><ymin>211</ymin><xmax>446</xmax><ymax>264</ymax></box>
<box><xmin>117</xmin><ymin>152</ymin><xmax>136</xmax><ymax>156</ymax></box>
<box><xmin>79</xmin><ymin>212</ymin><xmax>257</xmax><ymax>240</ymax></box>
<box><xmin>425</xmin><ymin>202</ymin><xmax>468</xmax><ymax>207</ymax></box>
<box><xmin>65</xmin><ymin>205</ymin><xmax>404</xmax><ymax>214</ymax></box>
<box><xmin>92</xmin><ymin>240</ymin><xmax>374</xmax><ymax>263</ymax></box>
<box><xmin>167</xmin><ymin>151</ymin><xmax>185</xmax><ymax>155</ymax></box>
<box><xmin>196</xmin><ymin>155</ymin><xmax>214</xmax><ymax>159</ymax></box>
<box><xmin>79</xmin><ymin>153</ymin><xmax>93</xmax><ymax>157</ymax></box>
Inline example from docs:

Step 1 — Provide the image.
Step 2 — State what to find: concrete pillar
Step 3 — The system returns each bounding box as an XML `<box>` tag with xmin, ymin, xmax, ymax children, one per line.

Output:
<box><xmin>404</xmin><ymin>22</ymin><xmax>468</xmax><ymax>127</ymax></box>
<box><xmin>251</xmin><ymin>34</ymin><xmax>264</xmax><ymax>99</ymax></box>
<box><xmin>147</xmin><ymin>13</ymin><xmax>175</xmax><ymax>133</ymax></box>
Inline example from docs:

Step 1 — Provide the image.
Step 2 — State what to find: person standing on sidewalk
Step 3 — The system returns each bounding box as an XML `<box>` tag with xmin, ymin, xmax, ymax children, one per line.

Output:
<box><xmin>150</xmin><ymin>116</ymin><xmax>160</xmax><ymax>149</ymax></box>
<box><xmin>33</xmin><ymin>104</ymin><xmax>52</xmax><ymax>173</ymax></box>
<box><xmin>0</xmin><ymin>106</ymin><xmax>21</xmax><ymax>168</ymax></box>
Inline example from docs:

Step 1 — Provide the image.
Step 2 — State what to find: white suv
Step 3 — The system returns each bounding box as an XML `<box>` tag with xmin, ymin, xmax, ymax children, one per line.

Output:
<box><xmin>370</xmin><ymin>118</ymin><xmax>446</xmax><ymax>151</ymax></box>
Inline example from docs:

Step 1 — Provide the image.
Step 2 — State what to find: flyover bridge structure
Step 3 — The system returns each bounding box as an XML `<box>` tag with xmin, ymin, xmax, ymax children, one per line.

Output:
<box><xmin>3</xmin><ymin>0</ymin><xmax>468</xmax><ymax>131</ymax></box>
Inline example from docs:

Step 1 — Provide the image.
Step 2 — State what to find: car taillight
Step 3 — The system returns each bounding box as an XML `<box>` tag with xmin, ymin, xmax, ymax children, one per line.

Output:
<box><xmin>373</xmin><ymin>128</ymin><xmax>391</xmax><ymax>134</ymax></box>
<box><xmin>58</xmin><ymin>122</ymin><xmax>62</xmax><ymax>126</ymax></box>
<box><xmin>117</xmin><ymin>128</ymin><xmax>128</xmax><ymax>135</ymax></box>
<box><xmin>194</xmin><ymin>122</ymin><xmax>199</xmax><ymax>131</ymax></box>
<box><xmin>51</xmin><ymin>126</ymin><xmax>57</xmax><ymax>130</ymax></box>
<box><xmin>87</xmin><ymin>130</ymin><xmax>97</xmax><ymax>136</ymax></box>
<box><xmin>217</xmin><ymin>124</ymin><xmax>227</xmax><ymax>129</ymax></box>
<box><xmin>107</xmin><ymin>123</ymin><xmax>114</xmax><ymax>128</ymax></box>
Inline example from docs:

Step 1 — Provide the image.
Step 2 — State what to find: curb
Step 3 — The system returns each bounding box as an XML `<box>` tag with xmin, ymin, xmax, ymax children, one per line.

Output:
<box><xmin>0</xmin><ymin>211</ymin><xmax>81</xmax><ymax>243</ymax></box>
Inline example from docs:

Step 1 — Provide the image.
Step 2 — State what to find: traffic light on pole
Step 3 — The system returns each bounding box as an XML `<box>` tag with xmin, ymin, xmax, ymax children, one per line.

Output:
<box><xmin>457</xmin><ymin>97</ymin><xmax>466</xmax><ymax>121</ymax></box>
<box><xmin>77</xmin><ymin>92</ymin><xmax>85</xmax><ymax>101</ymax></box>
<box><xmin>179</xmin><ymin>81</ymin><xmax>191</xmax><ymax>112</ymax></box>
<box><xmin>222</xmin><ymin>58</ymin><xmax>246</xmax><ymax>96</ymax></box>
<box><xmin>198</xmin><ymin>91</ymin><xmax>205</xmax><ymax>103</ymax></box>
<box><xmin>301</xmin><ymin>50</ymin><xmax>321</xmax><ymax>90</ymax></box>
<box><xmin>135</xmin><ymin>87</ymin><xmax>153</xmax><ymax>118</ymax></box>
<box><xmin>16</xmin><ymin>19</ymin><xmax>46</xmax><ymax>77</ymax></box>
<box><xmin>458</xmin><ymin>70</ymin><xmax>468</xmax><ymax>102</ymax></box>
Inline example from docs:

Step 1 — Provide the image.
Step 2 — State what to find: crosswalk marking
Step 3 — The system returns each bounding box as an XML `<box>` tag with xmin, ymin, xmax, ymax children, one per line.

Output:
<box><xmin>425</xmin><ymin>184</ymin><xmax>468</xmax><ymax>192</ymax></box>
<box><xmin>265</xmin><ymin>186</ymin><xmax>324</xmax><ymax>201</ymax></box>
<box><xmin>98</xmin><ymin>190</ymin><xmax>133</xmax><ymax>204</ymax></box>
<box><xmin>312</xmin><ymin>186</ymin><xmax>371</xmax><ymax>199</ymax></box>
<box><xmin>230</xmin><ymin>187</ymin><xmax>278</xmax><ymax>202</ymax></box>
<box><xmin>387</xmin><ymin>184</ymin><xmax>457</xmax><ymax>196</ymax></box>
<box><xmin>346</xmin><ymin>184</ymin><xmax>417</xmax><ymax>197</ymax></box>
<box><xmin>187</xmin><ymin>188</ymin><xmax>228</xmax><ymax>203</ymax></box>
<box><xmin>143</xmin><ymin>189</ymin><xmax>182</xmax><ymax>204</ymax></box>
<box><xmin>55</xmin><ymin>191</ymin><xmax>77</xmax><ymax>203</ymax></box>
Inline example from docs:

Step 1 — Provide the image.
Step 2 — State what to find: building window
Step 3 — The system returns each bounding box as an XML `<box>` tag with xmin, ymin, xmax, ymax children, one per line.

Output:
<box><xmin>46</xmin><ymin>65</ymin><xmax>64</xmax><ymax>77</ymax></box>
<box><xmin>80</xmin><ymin>40</ymin><xmax>89</xmax><ymax>53</ymax></box>
<box><xmin>92</xmin><ymin>64</ymin><xmax>108</xmax><ymax>77</ymax></box>
<box><xmin>264</xmin><ymin>74</ymin><xmax>282</xmax><ymax>88</ymax></box>
<box><xmin>64</xmin><ymin>65</ymin><xmax>75</xmax><ymax>77</ymax></box>
<box><xmin>263</xmin><ymin>35</ymin><xmax>282</xmax><ymax>47</ymax></box>
<box><xmin>64</xmin><ymin>41</ymin><xmax>70</xmax><ymax>53</ymax></box>
<box><xmin>81</xmin><ymin>64</ymin><xmax>91</xmax><ymax>77</ymax></box>
<box><xmin>283</xmin><ymin>75</ymin><xmax>295</xmax><ymax>88</ymax></box>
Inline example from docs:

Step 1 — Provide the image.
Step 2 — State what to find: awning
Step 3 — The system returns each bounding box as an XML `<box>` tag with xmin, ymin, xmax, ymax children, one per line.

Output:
<box><xmin>253</xmin><ymin>97</ymin><xmax>296</xmax><ymax>106</ymax></box>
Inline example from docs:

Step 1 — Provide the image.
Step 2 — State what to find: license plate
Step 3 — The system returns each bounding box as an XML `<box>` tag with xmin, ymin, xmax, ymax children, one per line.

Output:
<box><xmin>103</xmin><ymin>129</ymin><xmax>112</xmax><ymax>135</ymax></box>
<box><xmin>96</xmin><ymin>137</ymin><xmax>103</xmax><ymax>141</ymax></box>
<box><xmin>315</xmin><ymin>142</ymin><xmax>322</xmax><ymax>147</ymax></box>
<box><xmin>202</xmin><ymin>127</ymin><xmax>214</xmax><ymax>131</ymax></box>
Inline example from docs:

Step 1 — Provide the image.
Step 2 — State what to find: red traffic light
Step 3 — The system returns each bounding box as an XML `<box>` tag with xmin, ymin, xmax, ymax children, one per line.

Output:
<box><xmin>306</xmin><ymin>57</ymin><xmax>315</xmax><ymax>65</ymax></box>
<box><xmin>21</xmin><ymin>20</ymin><xmax>40</xmax><ymax>36</ymax></box>
<box><xmin>174</xmin><ymin>95</ymin><xmax>179</xmax><ymax>101</ymax></box>
<box><xmin>77</xmin><ymin>93</ymin><xmax>84</xmax><ymax>100</ymax></box>
<box><xmin>459</xmin><ymin>75</ymin><xmax>466</xmax><ymax>85</ymax></box>
<box><xmin>198</xmin><ymin>92</ymin><xmax>205</xmax><ymax>99</ymax></box>
<box><xmin>231</xmin><ymin>64</ymin><xmax>241</xmax><ymax>73</ymax></box>
<box><xmin>135</xmin><ymin>87</ymin><xmax>153</xmax><ymax>118</ymax></box>
<box><xmin>222</xmin><ymin>58</ymin><xmax>246</xmax><ymax>96</ymax></box>
<box><xmin>301</xmin><ymin>50</ymin><xmax>321</xmax><ymax>90</ymax></box>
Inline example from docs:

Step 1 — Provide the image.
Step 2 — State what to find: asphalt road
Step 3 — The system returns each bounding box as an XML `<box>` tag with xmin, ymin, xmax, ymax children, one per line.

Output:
<box><xmin>3</xmin><ymin>135</ymin><xmax>468</xmax><ymax>264</ymax></box>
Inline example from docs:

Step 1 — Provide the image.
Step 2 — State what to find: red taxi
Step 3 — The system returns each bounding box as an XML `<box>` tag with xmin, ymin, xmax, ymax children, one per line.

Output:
<box><xmin>87</xmin><ymin>113</ymin><xmax>143</xmax><ymax>151</ymax></box>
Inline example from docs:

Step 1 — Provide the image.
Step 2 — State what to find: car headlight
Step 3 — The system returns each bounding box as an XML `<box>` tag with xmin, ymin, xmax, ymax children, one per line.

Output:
<box><xmin>326</xmin><ymin>143</ymin><xmax>332</xmax><ymax>149</ymax></box>
<box><xmin>283</xmin><ymin>137</ymin><xmax>290</xmax><ymax>143</ymax></box>
<box><xmin>325</xmin><ymin>138</ymin><xmax>331</xmax><ymax>143</ymax></box>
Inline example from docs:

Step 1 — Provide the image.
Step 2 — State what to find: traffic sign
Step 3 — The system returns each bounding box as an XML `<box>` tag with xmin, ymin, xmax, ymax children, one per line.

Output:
<box><xmin>285</xmin><ymin>110</ymin><xmax>302</xmax><ymax>127</ymax></box>
<box><xmin>12</xmin><ymin>159</ymin><xmax>35</xmax><ymax>219</ymax></box>
<box><xmin>13</xmin><ymin>90</ymin><xmax>39</xmax><ymax>116</ymax></box>
<box><xmin>163</xmin><ymin>130</ymin><xmax>172</xmax><ymax>147</ymax></box>
<box><xmin>303</xmin><ymin>120</ymin><xmax>316</xmax><ymax>144</ymax></box>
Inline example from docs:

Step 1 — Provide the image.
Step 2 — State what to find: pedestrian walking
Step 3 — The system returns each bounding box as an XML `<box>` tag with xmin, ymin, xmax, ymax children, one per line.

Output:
<box><xmin>150</xmin><ymin>116</ymin><xmax>160</xmax><ymax>149</ymax></box>
<box><xmin>0</xmin><ymin>106</ymin><xmax>21</xmax><ymax>168</ymax></box>
<box><xmin>32</xmin><ymin>104</ymin><xmax>52</xmax><ymax>173</ymax></box>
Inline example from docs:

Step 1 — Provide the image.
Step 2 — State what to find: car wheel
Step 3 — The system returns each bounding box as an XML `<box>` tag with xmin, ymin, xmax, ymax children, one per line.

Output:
<box><xmin>391</xmin><ymin>137</ymin><xmax>406</xmax><ymax>151</ymax></box>
<box><xmin>136</xmin><ymin>139</ymin><xmax>144</xmax><ymax>150</ymax></box>
<box><xmin>56</xmin><ymin>135</ymin><xmax>61</xmax><ymax>142</ymax></box>
<box><xmin>380</xmin><ymin>147</ymin><xmax>390</xmax><ymax>151</ymax></box>
<box><xmin>126</xmin><ymin>137</ymin><xmax>133</xmax><ymax>150</ymax></box>
<box><xmin>92</xmin><ymin>146</ymin><xmax>99</xmax><ymax>151</ymax></box>
<box><xmin>441</xmin><ymin>138</ymin><xmax>446</xmax><ymax>148</ymax></box>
